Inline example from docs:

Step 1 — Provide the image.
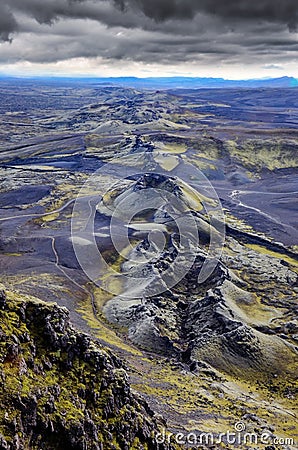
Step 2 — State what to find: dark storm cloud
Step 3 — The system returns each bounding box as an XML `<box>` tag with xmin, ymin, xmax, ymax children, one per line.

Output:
<box><xmin>114</xmin><ymin>0</ymin><xmax>298</xmax><ymax>29</ymax></box>
<box><xmin>1</xmin><ymin>0</ymin><xmax>298</xmax><ymax>40</ymax></box>
<box><xmin>0</xmin><ymin>4</ymin><xmax>18</xmax><ymax>41</ymax></box>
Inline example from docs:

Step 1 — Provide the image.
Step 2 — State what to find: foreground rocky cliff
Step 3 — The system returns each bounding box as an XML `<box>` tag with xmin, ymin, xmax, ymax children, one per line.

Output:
<box><xmin>0</xmin><ymin>287</ymin><xmax>176</xmax><ymax>450</ymax></box>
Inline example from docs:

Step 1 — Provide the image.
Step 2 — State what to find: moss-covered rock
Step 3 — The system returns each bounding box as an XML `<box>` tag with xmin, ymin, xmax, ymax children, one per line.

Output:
<box><xmin>0</xmin><ymin>289</ymin><xmax>177</xmax><ymax>450</ymax></box>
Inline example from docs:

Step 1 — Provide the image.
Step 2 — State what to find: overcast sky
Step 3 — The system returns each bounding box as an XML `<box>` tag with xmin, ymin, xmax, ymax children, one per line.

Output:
<box><xmin>0</xmin><ymin>0</ymin><xmax>297</xmax><ymax>78</ymax></box>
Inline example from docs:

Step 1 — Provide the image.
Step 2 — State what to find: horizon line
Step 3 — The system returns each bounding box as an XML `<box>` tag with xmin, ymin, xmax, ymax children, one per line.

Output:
<box><xmin>0</xmin><ymin>74</ymin><xmax>297</xmax><ymax>82</ymax></box>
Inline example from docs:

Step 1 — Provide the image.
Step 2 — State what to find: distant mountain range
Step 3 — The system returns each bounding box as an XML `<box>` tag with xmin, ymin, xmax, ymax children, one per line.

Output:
<box><xmin>0</xmin><ymin>75</ymin><xmax>297</xmax><ymax>89</ymax></box>
<box><xmin>95</xmin><ymin>75</ymin><xmax>298</xmax><ymax>89</ymax></box>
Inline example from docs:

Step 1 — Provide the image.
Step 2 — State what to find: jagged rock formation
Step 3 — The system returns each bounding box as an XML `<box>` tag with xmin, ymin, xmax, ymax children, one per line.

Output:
<box><xmin>101</xmin><ymin>174</ymin><xmax>298</xmax><ymax>379</ymax></box>
<box><xmin>0</xmin><ymin>288</ymin><xmax>177</xmax><ymax>450</ymax></box>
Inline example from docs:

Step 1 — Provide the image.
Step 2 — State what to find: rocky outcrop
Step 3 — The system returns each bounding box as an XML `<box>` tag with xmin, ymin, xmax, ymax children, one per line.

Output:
<box><xmin>105</xmin><ymin>250</ymin><xmax>297</xmax><ymax>377</ymax></box>
<box><xmin>0</xmin><ymin>289</ymin><xmax>177</xmax><ymax>450</ymax></box>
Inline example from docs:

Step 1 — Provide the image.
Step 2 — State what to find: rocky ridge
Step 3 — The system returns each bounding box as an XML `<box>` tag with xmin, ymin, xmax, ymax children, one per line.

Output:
<box><xmin>100</xmin><ymin>173</ymin><xmax>298</xmax><ymax>380</ymax></box>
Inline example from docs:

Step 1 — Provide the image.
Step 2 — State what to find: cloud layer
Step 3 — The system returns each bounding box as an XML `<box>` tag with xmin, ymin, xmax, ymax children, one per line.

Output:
<box><xmin>1</xmin><ymin>0</ymin><xmax>297</xmax><ymax>37</ymax></box>
<box><xmin>0</xmin><ymin>0</ymin><xmax>297</xmax><ymax>76</ymax></box>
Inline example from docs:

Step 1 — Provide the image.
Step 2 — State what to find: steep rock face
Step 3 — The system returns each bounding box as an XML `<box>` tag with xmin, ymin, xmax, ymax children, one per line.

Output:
<box><xmin>0</xmin><ymin>289</ymin><xmax>176</xmax><ymax>450</ymax></box>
